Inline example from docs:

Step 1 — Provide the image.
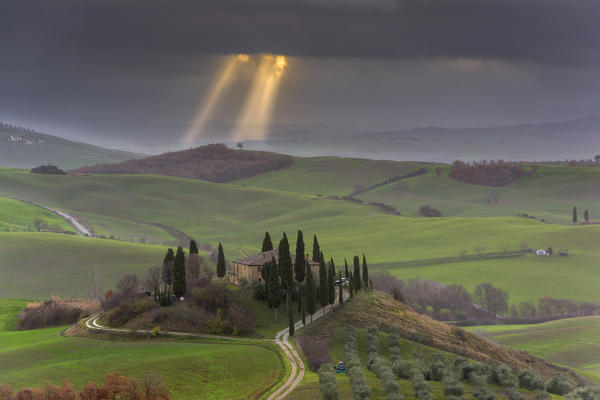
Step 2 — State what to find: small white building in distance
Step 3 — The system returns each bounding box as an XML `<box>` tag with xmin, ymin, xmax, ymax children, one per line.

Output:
<box><xmin>536</xmin><ymin>249</ymin><xmax>548</xmax><ymax>256</ymax></box>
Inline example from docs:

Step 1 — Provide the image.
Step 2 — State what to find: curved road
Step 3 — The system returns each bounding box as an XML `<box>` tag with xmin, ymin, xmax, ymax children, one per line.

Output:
<box><xmin>45</xmin><ymin>206</ymin><xmax>93</xmax><ymax>237</ymax></box>
<box><xmin>85</xmin><ymin>290</ymin><xmax>348</xmax><ymax>399</ymax></box>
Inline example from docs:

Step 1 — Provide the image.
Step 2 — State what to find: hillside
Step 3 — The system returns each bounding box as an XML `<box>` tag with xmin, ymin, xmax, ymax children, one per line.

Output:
<box><xmin>0</xmin><ymin>123</ymin><xmax>141</xmax><ymax>169</ymax></box>
<box><xmin>297</xmin><ymin>292</ymin><xmax>588</xmax><ymax>385</ymax></box>
<box><xmin>3</xmin><ymin>166</ymin><xmax>600</xmax><ymax>304</ymax></box>
<box><xmin>467</xmin><ymin>317</ymin><xmax>600</xmax><ymax>384</ymax></box>
<box><xmin>70</xmin><ymin>144</ymin><xmax>294</xmax><ymax>182</ymax></box>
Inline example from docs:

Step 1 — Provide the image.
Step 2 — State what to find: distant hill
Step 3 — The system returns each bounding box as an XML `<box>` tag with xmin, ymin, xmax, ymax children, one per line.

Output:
<box><xmin>0</xmin><ymin>123</ymin><xmax>141</xmax><ymax>169</ymax></box>
<box><xmin>70</xmin><ymin>143</ymin><xmax>294</xmax><ymax>182</ymax></box>
<box><xmin>244</xmin><ymin>115</ymin><xmax>600</xmax><ymax>163</ymax></box>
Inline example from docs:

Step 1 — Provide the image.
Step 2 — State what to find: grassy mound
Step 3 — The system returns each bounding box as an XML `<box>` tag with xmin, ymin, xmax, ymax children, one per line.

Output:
<box><xmin>297</xmin><ymin>292</ymin><xmax>587</xmax><ymax>386</ymax></box>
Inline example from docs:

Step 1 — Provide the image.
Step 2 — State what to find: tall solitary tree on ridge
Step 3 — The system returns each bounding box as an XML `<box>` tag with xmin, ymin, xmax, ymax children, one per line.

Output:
<box><xmin>319</xmin><ymin>252</ymin><xmax>328</xmax><ymax>314</ymax></box>
<box><xmin>305</xmin><ymin>261</ymin><xmax>317</xmax><ymax>322</ymax></box>
<box><xmin>267</xmin><ymin>257</ymin><xmax>281</xmax><ymax>321</ymax></box>
<box><xmin>362</xmin><ymin>254</ymin><xmax>369</xmax><ymax>289</ymax></box>
<box><xmin>344</xmin><ymin>259</ymin><xmax>349</xmax><ymax>280</ymax></box>
<box><xmin>173</xmin><ymin>246</ymin><xmax>186</xmax><ymax>298</ymax></box>
<box><xmin>294</xmin><ymin>230</ymin><xmax>306</xmax><ymax>312</ymax></box>
<box><xmin>573</xmin><ymin>206</ymin><xmax>578</xmax><ymax>224</ymax></box>
<box><xmin>353</xmin><ymin>255</ymin><xmax>361</xmax><ymax>291</ymax></box>
<box><xmin>288</xmin><ymin>288</ymin><xmax>295</xmax><ymax>336</ymax></box>
<box><xmin>216</xmin><ymin>243</ymin><xmax>226</xmax><ymax>279</ymax></box>
<box><xmin>278</xmin><ymin>233</ymin><xmax>293</xmax><ymax>310</ymax></box>
<box><xmin>585</xmin><ymin>209</ymin><xmax>590</xmax><ymax>223</ymax></box>
<box><xmin>161</xmin><ymin>248</ymin><xmax>175</xmax><ymax>291</ymax></box>
<box><xmin>188</xmin><ymin>240</ymin><xmax>200</xmax><ymax>279</ymax></box>
<box><xmin>312</xmin><ymin>235</ymin><xmax>320</xmax><ymax>263</ymax></box>
<box><xmin>349</xmin><ymin>272</ymin><xmax>354</xmax><ymax>299</ymax></box>
<box><xmin>328</xmin><ymin>259</ymin><xmax>335</xmax><ymax>311</ymax></box>
<box><xmin>262</xmin><ymin>231</ymin><xmax>273</xmax><ymax>252</ymax></box>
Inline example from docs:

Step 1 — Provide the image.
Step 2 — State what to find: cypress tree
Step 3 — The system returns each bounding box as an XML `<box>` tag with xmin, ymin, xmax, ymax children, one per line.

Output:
<box><xmin>353</xmin><ymin>255</ymin><xmax>361</xmax><ymax>291</ymax></box>
<box><xmin>585</xmin><ymin>209</ymin><xmax>590</xmax><ymax>223</ymax></box>
<box><xmin>278</xmin><ymin>233</ymin><xmax>293</xmax><ymax>310</ymax></box>
<box><xmin>262</xmin><ymin>231</ymin><xmax>273</xmax><ymax>252</ymax></box>
<box><xmin>288</xmin><ymin>290</ymin><xmax>295</xmax><ymax>336</ymax></box>
<box><xmin>328</xmin><ymin>259</ymin><xmax>335</xmax><ymax>310</ymax></box>
<box><xmin>294</xmin><ymin>230</ymin><xmax>306</xmax><ymax>283</ymax></box>
<box><xmin>188</xmin><ymin>239</ymin><xmax>200</xmax><ymax>278</ymax></box>
<box><xmin>312</xmin><ymin>234</ymin><xmax>320</xmax><ymax>263</ymax></box>
<box><xmin>362</xmin><ymin>253</ymin><xmax>369</xmax><ymax>289</ymax></box>
<box><xmin>261</xmin><ymin>261</ymin><xmax>270</xmax><ymax>305</ymax></box>
<box><xmin>573</xmin><ymin>206</ymin><xmax>578</xmax><ymax>224</ymax></box>
<box><xmin>173</xmin><ymin>246</ymin><xmax>186</xmax><ymax>298</ymax></box>
<box><xmin>349</xmin><ymin>272</ymin><xmax>354</xmax><ymax>299</ymax></box>
<box><xmin>161</xmin><ymin>248</ymin><xmax>175</xmax><ymax>291</ymax></box>
<box><xmin>267</xmin><ymin>257</ymin><xmax>281</xmax><ymax>321</ymax></box>
<box><xmin>344</xmin><ymin>259</ymin><xmax>349</xmax><ymax>279</ymax></box>
<box><xmin>338</xmin><ymin>271</ymin><xmax>344</xmax><ymax>305</ymax></box>
<box><xmin>305</xmin><ymin>261</ymin><xmax>317</xmax><ymax>323</ymax></box>
<box><xmin>319</xmin><ymin>252</ymin><xmax>328</xmax><ymax>314</ymax></box>
<box><xmin>301</xmin><ymin>290</ymin><xmax>306</xmax><ymax>326</ymax></box>
<box><xmin>216</xmin><ymin>242</ymin><xmax>226</xmax><ymax>279</ymax></box>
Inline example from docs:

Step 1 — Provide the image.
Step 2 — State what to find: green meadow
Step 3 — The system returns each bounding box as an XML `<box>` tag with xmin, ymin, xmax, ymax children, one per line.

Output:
<box><xmin>0</xmin><ymin>325</ymin><xmax>283</xmax><ymax>400</ymax></box>
<box><xmin>2</xmin><ymin>164</ymin><xmax>600</xmax><ymax>304</ymax></box>
<box><xmin>467</xmin><ymin>317</ymin><xmax>600</xmax><ymax>384</ymax></box>
<box><xmin>0</xmin><ymin>232</ymin><xmax>168</xmax><ymax>299</ymax></box>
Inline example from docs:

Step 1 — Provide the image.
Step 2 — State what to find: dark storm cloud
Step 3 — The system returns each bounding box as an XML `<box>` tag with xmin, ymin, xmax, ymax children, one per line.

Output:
<box><xmin>1</xmin><ymin>0</ymin><xmax>599</xmax><ymax>71</ymax></box>
<box><xmin>0</xmin><ymin>0</ymin><xmax>598</xmax><ymax>148</ymax></box>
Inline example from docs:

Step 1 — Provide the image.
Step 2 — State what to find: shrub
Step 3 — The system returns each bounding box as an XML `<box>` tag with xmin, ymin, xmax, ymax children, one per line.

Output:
<box><xmin>489</xmin><ymin>364</ymin><xmax>516</xmax><ymax>388</ymax></box>
<box><xmin>506</xmin><ymin>387</ymin><xmax>524</xmax><ymax>400</ymax></box>
<box><xmin>297</xmin><ymin>336</ymin><xmax>331</xmax><ymax>371</ymax></box>
<box><xmin>546</xmin><ymin>374</ymin><xmax>573</xmax><ymax>396</ymax></box>
<box><xmin>318</xmin><ymin>363</ymin><xmax>339</xmax><ymax>400</ymax></box>
<box><xmin>251</xmin><ymin>279</ymin><xmax>266</xmax><ymax>300</ymax></box>
<box><xmin>151</xmin><ymin>326</ymin><xmax>160</xmax><ymax>337</ymax></box>
<box><xmin>192</xmin><ymin>283</ymin><xmax>233</xmax><ymax>313</ymax></box>
<box><xmin>565</xmin><ymin>387</ymin><xmax>600</xmax><ymax>400</ymax></box>
<box><xmin>418</xmin><ymin>205</ymin><xmax>442</xmax><ymax>217</ymax></box>
<box><xmin>429</xmin><ymin>354</ymin><xmax>447</xmax><ymax>381</ymax></box>
<box><xmin>370</xmin><ymin>356</ymin><xmax>402</xmax><ymax>400</ymax></box>
<box><xmin>30</xmin><ymin>165</ymin><xmax>66</xmax><ymax>175</ymax></box>
<box><xmin>365</xmin><ymin>326</ymin><xmax>379</xmax><ymax>370</ymax></box>
<box><xmin>443</xmin><ymin>369</ymin><xmax>464</xmax><ymax>397</ymax></box>
<box><xmin>474</xmin><ymin>384</ymin><xmax>497</xmax><ymax>400</ymax></box>
<box><xmin>535</xmin><ymin>391</ymin><xmax>551</xmax><ymax>400</ymax></box>
<box><xmin>17</xmin><ymin>299</ymin><xmax>98</xmax><ymax>330</ymax></box>
<box><xmin>411</xmin><ymin>368</ymin><xmax>432</xmax><ymax>400</ymax></box>
<box><xmin>518</xmin><ymin>370</ymin><xmax>546</xmax><ymax>391</ymax></box>
<box><xmin>106</xmin><ymin>297</ymin><xmax>156</xmax><ymax>327</ymax></box>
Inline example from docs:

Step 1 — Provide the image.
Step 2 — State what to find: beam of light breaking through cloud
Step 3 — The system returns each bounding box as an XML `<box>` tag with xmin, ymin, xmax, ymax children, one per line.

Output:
<box><xmin>233</xmin><ymin>55</ymin><xmax>287</xmax><ymax>141</ymax></box>
<box><xmin>183</xmin><ymin>54</ymin><xmax>249</xmax><ymax>143</ymax></box>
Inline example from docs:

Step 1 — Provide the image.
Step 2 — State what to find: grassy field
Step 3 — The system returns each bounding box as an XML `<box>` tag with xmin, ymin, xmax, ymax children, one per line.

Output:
<box><xmin>0</xmin><ymin>326</ymin><xmax>283</xmax><ymax>400</ymax></box>
<box><xmin>0</xmin><ymin>196</ymin><xmax>71</xmax><ymax>232</ymax></box>
<box><xmin>234</xmin><ymin>157</ymin><xmax>423</xmax><ymax>197</ymax></box>
<box><xmin>356</xmin><ymin>164</ymin><xmax>600</xmax><ymax>225</ymax></box>
<box><xmin>467</xmin><ymin>317</ymin><xmax>600</xmax><ymax>384</ymax></box>
<box><xmin>0</xmin><ymin>232</ymin><xmax>169</xmax><ymax>299</ymax></box>
<box><xmin>2</xmin><ymin>167</ymin><xmax>600</xmax><ymax>304</ymax></box>
<box><xmin>0</xmin><ymin>299</ymin><xmax>29</xmax><ymax>331</ymax></box>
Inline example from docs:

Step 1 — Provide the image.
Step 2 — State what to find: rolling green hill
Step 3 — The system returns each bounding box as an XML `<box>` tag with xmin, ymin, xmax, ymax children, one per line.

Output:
<box><xmin>467</xmin><ymin>317</ymin><xmax>600</xmax><ymax>384</ymax></box>
<box><xmin>2</xmin><ymin>166</ymin><xmax>600</xmax><ymax>304</ymax></box>
<box><xmin>0</xmin><ymin>125</ymin><xmax>141</xmax><ymax>169</ymax></box>
<box><xmin>0</xmin><ymin>232</ymin><xmax>168</xmax><ymax>299</ymax></box>
<box><xmin>0</xmin><ymin>325</ymin><xmax>283</xmax><ymax>400</ymax></box>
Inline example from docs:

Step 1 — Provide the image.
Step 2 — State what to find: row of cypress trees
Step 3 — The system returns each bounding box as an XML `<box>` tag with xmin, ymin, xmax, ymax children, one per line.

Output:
<box><xmin>260</xmin><ymin>230</ymin><xmax>370</xmax><ymax>334</ymax></box>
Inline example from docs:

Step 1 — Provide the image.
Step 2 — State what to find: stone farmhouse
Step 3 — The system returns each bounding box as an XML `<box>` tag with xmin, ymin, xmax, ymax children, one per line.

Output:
<box><xmin>230</xmin><ymin>248</ymin><xmax>320</xmax><ymax>285</ymax></box>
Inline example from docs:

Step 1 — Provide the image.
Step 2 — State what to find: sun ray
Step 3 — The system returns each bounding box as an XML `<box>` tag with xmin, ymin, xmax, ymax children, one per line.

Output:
<box><xmin>183</xmin><ymin>54</ymin><xmax>249</xmax><ymax>143</ymax></box>
<box><xmin>233</xmin><ymin>54</ymin><xmax>287</xmax><ymax>141</ymax></box>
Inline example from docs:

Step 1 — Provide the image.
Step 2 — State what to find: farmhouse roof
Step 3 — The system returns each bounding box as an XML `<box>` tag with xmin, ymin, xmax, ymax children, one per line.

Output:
<box><xmin>234</xmin><ymin>249</ymin><xmax>319</xmax><ymax>267</ymax></box>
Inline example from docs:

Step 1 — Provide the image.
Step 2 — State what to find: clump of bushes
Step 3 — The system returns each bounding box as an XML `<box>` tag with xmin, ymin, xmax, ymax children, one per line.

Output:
<box><xmin>518</xmin><ymin>369</ymin><xmax>546</xmax><ymax>391</ymax></box>
<box><xmin>17</xmin><ymin>298</ymin><xmax>99</xmax><ymax>330</ymax></box>
<box><xmin>418</xmin><ymin>205</ymin><xmax>442</xmax><ymax>217</ymax></box>
<box><xmin>488</xmin><ymin>364</ymin><xmax>516</xmax><ymax>388</ymax></box>
<box><xmin>344</xmin><ymin>325</ymin><xmax>371</xmax><ymax>400</ymax></box>
<box><xmin>370</xmin><ymin>356</ymin><xmax>403</xmax><ymax>400</ymax></box>
<box><xmin>443</xmin><ymin>368</ymin><xmax>465</xmax><ymax>398</ymax></box>
<box><xmin>565</xmin><ymin>386</ymin><xmax>600</xmax><ymax>400</ymax></box>
<box><xmin>297</xmin><ymin>336</ymin><xmax>332</xmax><ymax>371</ymax></box>
<box><xmin>30</xmin><ymin>164</ymin><xmax>66</xmax><ymax>175</ymax></box>
<box><xmin>365</xmin><ymin>326</ymin><xmax>379</xmax><ymax>370</ymax></box>
<box><xmin>0</xmin><ymin>371</ymin><xmax>169</xmax><ymax>400</ymax></box>
<box><xmin>546</xmin><ymin>374</ymin><xmax>573</xmax><ymax>395</ymax></box>
<box><xmin>411</xmin><ymin>367</ymin><xmax>433</xmax><ymax>400</ymax></box>
<box><xmin>318</xmin><ymin>363</ymin><xmax>339</xmax><ymax>400</ymax></box>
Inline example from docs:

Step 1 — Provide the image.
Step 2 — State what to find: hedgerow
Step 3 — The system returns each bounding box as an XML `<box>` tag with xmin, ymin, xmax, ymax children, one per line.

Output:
<box><xmin>318</xmin><ymin>363</ymin><xmax>339</xmax><ymax>400</ymax></box>
<box><xmin>344</xmin><ymin>325</ymin><xmax>371</xmax><ymax>400</ymax></box>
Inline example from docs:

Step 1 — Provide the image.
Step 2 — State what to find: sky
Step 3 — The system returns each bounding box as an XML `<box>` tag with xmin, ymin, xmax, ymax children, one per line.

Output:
<box><xmin>1</xmin><ymin>0</ymin><xmax>599</xmax><ymax>148</ymax></box>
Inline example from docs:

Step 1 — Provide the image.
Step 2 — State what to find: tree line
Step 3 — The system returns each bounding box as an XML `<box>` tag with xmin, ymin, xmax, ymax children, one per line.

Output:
<box><xmin>254</xmin><ymin>231</ymin><xmax>371</xmax><ymax>335</ymax></box>
<box><xmin>448</xmin><ymin>160</ymin><xmax>526</xmax><ymax>187</ymax></box>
